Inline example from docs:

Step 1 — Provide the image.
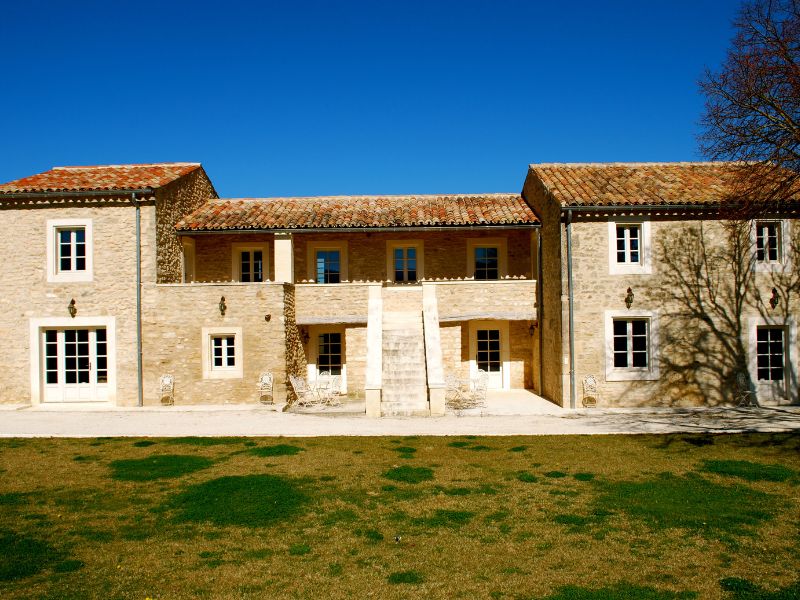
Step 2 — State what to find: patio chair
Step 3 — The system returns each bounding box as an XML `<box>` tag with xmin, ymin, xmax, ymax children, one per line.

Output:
<box><xmin>324</xmin><ymin>375</ymin><xmax>342</xmax><ymax>406</ymax></box>
<box><xmin>735</xmin><ymin>372</ymin><xmax>758</xmax><ymax>407</ymax></box>
<box><xmin>289</xmin><ymin>374</ymin><xmax>319</xmax><ymax>407</ymax></box>
<box><xmin>445</xmin><ymin>374</ymin><xmax>468</xmax><ymax>410</ymax></box>
<box><xmin>257</xmin><ymin>372</ymin><xmax>274</xmax><ymax>405</ymax></box>
<box><xmin>468</xmin><ymin>369</ymin><xmax>488</xmax><ymax>408</ymax></box>
<box><xmin>159</xmin><ymin>374</ymin><xmax>174</xmax><ymax>406</ymax></box>
<box><xmin>582</xmin><ymin>375</ymin><xmax>598</xmax><ymax>408</ymax></box>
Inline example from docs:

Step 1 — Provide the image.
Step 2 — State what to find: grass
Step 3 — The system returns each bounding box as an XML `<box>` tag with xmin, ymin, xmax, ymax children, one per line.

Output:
<box><xmin>0</xmin><ymin>433</ymin><xmax>798</xmax><ymax>599</ymax></box>
<box><xmin>109</xmin><ymin>454</ymin><xmax>214</xmax><ymax>481</ymax></box>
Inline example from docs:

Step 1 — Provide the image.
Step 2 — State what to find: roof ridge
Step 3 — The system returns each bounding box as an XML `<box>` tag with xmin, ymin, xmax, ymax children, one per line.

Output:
<box><xmin>210</xmin><ymin>193</ymin><xmax>520</xmax><ymax>202</ymax></box>
<box><xmin>52</xmin><ymin>162</ymin><xmax>201</xmax><ymax>171</ymax></box>
<box><xmin>529</xmin><ymin>161</ymin><xmax>745</xmax><ymax>168</ymax></box>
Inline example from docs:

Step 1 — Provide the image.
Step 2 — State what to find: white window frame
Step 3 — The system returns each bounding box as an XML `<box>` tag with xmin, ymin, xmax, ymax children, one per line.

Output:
<box><xmin>608</xmin><ymin>218</ymin><xmax>652</xmax><ymax>275</ymax></box>
<box><xmin>181</xmin><ymin>238</ymin><xmax>196</xmax><ymax>283</ymax></box>
<box><xmin>306</xmin><ymin>325</ymin><xmax>347</xmax><ymax>393</ymax></box>
<box><xmin>467</xmin><ymin>320</ymin><xmax>511</xmax><ymax>389</ymax></box>
<box><xmin>747</xmin><ymin>316</ymin><xmax>797</xmax><ymax>401</ymax></box>
<box><xmin>201</xmin><ymin>326</ymin><xmax>243</xmax><ymax>379</ymax></box>
<box><xmin>466</xmin><ymin>238</ymin><xmax>508</xmax><ymax>280</ymax></box>
<box><xmin>47</xmin><ymin>219</ymin><xmax>93</xmax><ymax>282</ymax></box>
<box><xmin>306</xmin><ymin>241</ymin><xmax>348</xmax><ymax>283</ymax></box>
<box><xmin>386</xmin><ymin>240</ymin><xmax>424</xmax><ymax>282</ymax></box>
<box><xmin>604</xmin><ymin>310</ymin><xmax>659</xmax><ymax>381</ymax></box>
<box><xmin>29</xmin><ymin>316</ymin><xmax>116</xmax><ymax>405</ymax></box>
<box><xmin>752</xmin><ymin>219</ymin><xmax>791</xmax><ymax>273</ymax></box>
<box><xmin>231</xmin><ymin>243</ymin><xmax>269</xmax><ymax>282</ymax></box>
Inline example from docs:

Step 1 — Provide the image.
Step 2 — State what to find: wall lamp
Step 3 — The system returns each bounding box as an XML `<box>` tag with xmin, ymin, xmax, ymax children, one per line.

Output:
<box><xmin>625</xmin><ymin>287</ymin><xmax>634</xmax><ymax>309</ymax></box>
<box><xmin>219</xmin><ymin>296</ymin><xmax>227</xmax><ymax>316</ymax></box>
<box><xmin>68</xmin><ymin>298</ymin><xmax>77</xmax><ymax>318</ymax></box>
<box><xmin>769</xmin><ymin>288</ymin><xmax>779</xmax><ymax>310</ymax></box>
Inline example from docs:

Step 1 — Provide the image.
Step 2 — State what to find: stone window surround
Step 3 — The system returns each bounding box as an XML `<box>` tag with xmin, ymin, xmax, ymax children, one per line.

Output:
<box><xmin>231</xmin><ymin>242</ymin><xmax>270</xmax><ymax>282</ymax></box>
<box><xmin>385</xmin><ymin>239</ymin><xmax>425</xmax><ymax>282</ymax></box>
<box><xmin>752</xmin><ymin>219</ymin><xmax>792</xmax><ymax>273</ymax></box>
<box><xmin>607</xmin><ymin>218</ymin><xmax>652</xmax><ymax>275</ymax></box>
<box><xmin>747</xmin><ymin>316</ymin><xmax>797</xmax><ymax>400</ymax></box>
<box><xmin>305</xmin><ymin>325</ymin><xmax>347</xmax><ymax>393</ymax></box>
<box><xmin>306</xmin><ymin>240</ymin><xmax>349</xmax><ymax>283</ymax></box>
<box><xmin>46</xmin><ymin>218</ymin><xmax>94</xmax><ymax>283</ymax></box>
<box><xmin>466</xmin><ymin>238</ymin><xmax>508</xmax><ymax>280</ymax></box>
<box><xmin>467</xmin><ymin>320</ymin><xmax>511</xmax><ymax>389</ymax></box>
<box><xmin>604</xmin><ymin>309</ymin><xmax>659</xmax><ymax>381</ymax></box>
<box><xmin>28</xmin><ymin>315</ymin><xmax>117</xmax><ymax>405</ymax></box>
<box><xmin>181</xmin><ymin>237</ymin><xmax>196</xmax><ymax>283</ymax></box>
<box><xmin>201</xmin><ymin>326</ymin><xmax>243</xmax><ymax>379</ymax></box>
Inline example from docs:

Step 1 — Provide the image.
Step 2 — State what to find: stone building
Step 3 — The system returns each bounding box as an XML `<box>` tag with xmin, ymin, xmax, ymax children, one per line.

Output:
<box><xmin>523</xmin><ymin>162</ymin><xmax>800</xmax><ymax>408</ymax></box>
<box><xmin>1</xmin><ymin>161</ymin><xmax>796</xmax><ymax>412</ymax></box>
<box><xmin>0</xmin><ymin>163</ymin><xmax>539</xmax><ymax>414</ymax></box>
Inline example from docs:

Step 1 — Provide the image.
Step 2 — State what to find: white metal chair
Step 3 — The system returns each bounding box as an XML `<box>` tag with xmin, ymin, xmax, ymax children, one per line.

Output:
<box><xmin>257</xmin><ymin>372</ymin><xmax>274</xmax><ymax>404</ymax></box>
<box><xmin>735</xmin><ymin>372</ymin><xmax>758</xmax><ymax>407</ymax></box>
<box><xmin>159</xmin><ymin>374</ymin><xmax>174</xmax><ymax>406</ymax></box>
<box><xmin>445</xmin><ymin>374</ymin><xmax>468</xmax><ymax>410</ymax></box>
<box><xmin>469</xmin><ymin>369</ymin><xmax>488</xmax><ymax>407</ymax></box>
<box><xmin>582</xmin><ymin>375</ymin><xmax>598</xmax><ymax>408</ymax></box>
<box><xmin>288</xmin><ymin>374</ymin><xmax>319</xmax><ymax>407</ymax></box>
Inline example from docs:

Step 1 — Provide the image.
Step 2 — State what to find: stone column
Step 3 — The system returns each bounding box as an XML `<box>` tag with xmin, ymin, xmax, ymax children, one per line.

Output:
<box><xmin>274</xmin><ymin>233</ymin><xmax>294</xmax><ymax>283</ymax></box>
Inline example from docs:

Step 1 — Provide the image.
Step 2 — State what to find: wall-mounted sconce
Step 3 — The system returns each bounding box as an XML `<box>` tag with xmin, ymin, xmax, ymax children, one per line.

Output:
<box><xmin>769</xmin><ymin>287</ymin><xmax>779</xmax><ymax>310</ymax></box>
<box><xmin>625</xmin><ymin>287</ymin><xmax>634</xmax><ymax>309</ymax></box>
<box><xmin>264</xmin><ymin>314</ymin><xmax>272</xmax><ymax>322</ymax></box>
<box><xmin>300</xmin><ymin>327</ymin><xmax>309</xmax><ymax>345</ymax></box>
<box><xmin>219</xmin><ymin>296</ymin><xmax>227</xmax><ymax>316</ymax></box>
<box><xmin>68</xmin><ymin>298</ymin><xmax>77</xmax><ymax>318</ymax></box>
<box><xmin>528</xmin><ymin>322</ymin><xmax>536</xmax><ymax>337</ymax></box>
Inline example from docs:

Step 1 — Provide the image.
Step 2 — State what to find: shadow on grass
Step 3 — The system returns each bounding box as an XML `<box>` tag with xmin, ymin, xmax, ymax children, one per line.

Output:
<box><xmin>720</xmin><ymin>577</ymin><xmax>800</xmax><ymax>599</ymax></box>
<box><xmin>0</xmin><ymin>530</ymin><xmax>65</xmax><ymax>582</ymax></box>
<box><xmin>169</xmin><ymin>474</ymin><xmax>309</xmax><ymax>527</ymax></box>
<box><xmin>700</xmin><ymin>460</ymin><xmax>796</xmax><ymax>483</ymax></box>
<box><xmin>535</xmin><ymin>583</ymin><xmax>697</xmax><ymax>599</ymax></box>
<box><xmin>110</xmin><ymin>455</ymin><xmax>214</xmax><ymax>481</ymax></box>
<box><xmin>383</xmin><ymin>466</ymin><xmax>434</xmax><ymax>484</ymax></box>
<box><xmin>248</xmin><ymin>444</ymin><xmax>304</xmax><ymax>457</ymax></box>
<box><xmin>594</xmin><ymin>473</ymin><xmax>777</xmax><ymax>538</ymax></box>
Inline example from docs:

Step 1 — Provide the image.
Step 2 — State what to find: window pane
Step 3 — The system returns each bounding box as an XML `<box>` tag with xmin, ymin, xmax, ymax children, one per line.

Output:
<box><xmin>613</xmin><ymin>320</ymin><xmax>627</xmax><ymax>335</ymax></box>
<box><xmin>614</xmin><ymin>353</ymin><xmax>628</xmax><ymax>368</ymax></box>
<box><xmin>632</xmin><ymin>352</ymin><xmax>648</xmax><ymax>368</ymax></box>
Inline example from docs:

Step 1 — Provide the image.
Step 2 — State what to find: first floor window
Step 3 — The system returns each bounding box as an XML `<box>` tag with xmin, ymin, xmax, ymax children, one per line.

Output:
<box><xmin>755</xmin><ymin>221</ymin><xmax>781</xmax><ymax>263</ymax></box>
<box><xmin>393</xmin><ymin>247</ymin><xmax>417</xmax><ymax>282</ymax></box>
<box><xmin>212</xmin><ymin>335</ymin><xmax>236</xmax><ymax>370</ymax></box>
<box><xmin>240</xmin><ymin>250</ymin><xmax>264</xmax><ymax>282</ymax></box>
<box><xmin>613</xmin><ymin>319</ymin><xmax>649</xmax><ymax>368</ymax></box>
<box><xmin>756</xmin><ymin>327</ymin><xmax>784</xmax><ymax>381</ymax></box>
<box><xmin>316</xmin><ymin>250</ymin><xmax>341</xmax><ymax>283</ymax></box>
<box><xmin>317</xmin><ymin>332</ymin><xmax>342</xmax><ymax>375</ymax></box>
<box><xmin>474</xmin><ymin>246</ymin><xmax>499</xmax><ymax>280</ymax></box>
<box><xmin>616</xmin><ymin>224</ymin><xmax>641</xmax><ymax>265</ymax></box>
<box><xmin>57</xmin><ymin>227</ymin><xmax>86</xmax><ymax>273</ymax></box>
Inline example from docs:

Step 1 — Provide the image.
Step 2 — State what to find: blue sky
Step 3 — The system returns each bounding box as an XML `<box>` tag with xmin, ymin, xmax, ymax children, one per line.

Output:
<box><xmin>0</xmin><ymin>1</ymin><xmax>740</xmax><ymax>197</ymax></box>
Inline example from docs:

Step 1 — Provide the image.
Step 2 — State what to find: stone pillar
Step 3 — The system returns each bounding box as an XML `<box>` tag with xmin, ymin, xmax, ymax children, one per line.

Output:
<box><xmin>365</xmin><ymin>284</ymin><xmax>383</xmax><ymax>417</ymax></box>
<box><xmin>274</xmin><ymin>233</ymin><xmax>294</xmax><ymax>283</ymax></box>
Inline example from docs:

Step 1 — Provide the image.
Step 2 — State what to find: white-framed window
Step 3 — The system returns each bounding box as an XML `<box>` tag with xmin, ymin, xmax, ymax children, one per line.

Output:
<box><xmin>747</xmin><ymin>317</ymin><xmax>797</xmax><ymax>404</ymax></box>
<box><xmin>306</xmin><ymin>241</ymin><xmax>348</xmax><ymax>283</ymax></box>
<box><xmin>467</xmin><ymin>320</ymin><xmax>510</xmax><ymax>389</ymax></box>
<box><xmin>47</xmin><ymin>219</ymin><xmax>93</xmax><ymax>282</ymax></box>
<box><xmin>306</xmin><ymin>325</ymin><xmax>347</xmax><ymax>393</ymax></box>
<box><xmin>466</xmin><ymin>238</ymin><xmax>507</xmax><ymax>280</ymax></box>
<box><xmin>231</xmin><ymin>243</ymin><xmax>268</xmax><ymax>282</ymax></box>
<box><xmin>29</xmin><ymin>316</ymin><xmax>116</xmax><ymax>405</ymax></box>
<box><xmin>607</xmin><ymin>219</ymin><xmax>651</xmax><ymax>275</ymax></box>
<box><xmin>201</xmin><ymin>327</ymin><xmax>243</xmax><ymax>379</ymax></box>
<box><xmin>604</xmin><ymin>310</ymin><xmax>659</xmax><ymax>381</ymax></box>
<box><xmin>386</xmin><ymin>240</ymin><xmax>424</xmax><ymax>282</ymax></box>
<box><xmin>752</xmin><ymin>220</ymin><xmax>790</xmax><ymax>272</ymax></box>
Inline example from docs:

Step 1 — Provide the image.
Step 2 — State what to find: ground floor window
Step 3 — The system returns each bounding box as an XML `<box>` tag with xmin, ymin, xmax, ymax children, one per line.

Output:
<box><xmin>202</xmin><ymin>327</ymin><xmax>243</xmax><ymax>379</ymax></box>
<box><xmin>41</xmin><ymin>327</ymin><xmax>109</xmax><ymax>402</ymax></box>
<box><xmin>612</xmin><ymin>319</ymin><xmax>649</xmax><ymax>368</ymax></box>
<box><xmin>476</xmin><ymin>329</ymin><xmax>501</xmax><ymax>372</ymax></box>
<box><xmin>317</xmin><ymin>332</ymin><xmax>342</xmax><ymax>375</ymax></box>
<box><xmin>756</xmin><ymin>326</ymin><xmax>785</xmax><ymax>381</ymax></box>
<box><xmin>211</xmin><ymin>335</ymin><xmax>237</xmax><ymax>370</ymax></box>
<box><xmin>604</xmin><ymin>310</ymin><xmax>659</xmax><ymax>381</ymax></box>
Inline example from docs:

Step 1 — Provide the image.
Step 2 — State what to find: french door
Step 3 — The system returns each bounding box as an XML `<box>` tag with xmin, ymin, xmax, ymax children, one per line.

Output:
<box><xmin>42</xmin><ymin>328</ymin><xmax>108</xmax><ymax>402</ymax></box>
<box><xmin>470</xmin><ymin>321</ymin><xmax>509</xmax><ymax>389</ymax></box>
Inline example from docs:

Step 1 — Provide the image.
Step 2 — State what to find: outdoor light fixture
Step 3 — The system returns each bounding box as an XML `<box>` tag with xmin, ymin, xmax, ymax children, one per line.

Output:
<box><xmin>528</xmin><ymin>322</ymin><xmax>536</xmax><ymax>336</ymax></box>
<box><xmin>264</xmin><ymin>314</ymin><xmax>271</xmax><ymax>322</ymax></box>
<box><xmin>219</xmin><ymin>296</ymin><xmax>227</xmax><ymax>316</ymax></box>
<box><xmin>625</xmin><ymin>287</ymin><xmax>634</xmax><ymax>309</ymax></box>
<box><xmin>300</xmin><ymin>327</ymin><xmax>310</xmax><ymax>345</ymax></box>
<box><xmin>769</xmin><ymin>287</ymin><xmax>779</xmax><ymax>310</ymax></box>
<box><xmin>68</xmin><ymin>298</ymin><xmax>77</xmax><ymax>318</ymax></box>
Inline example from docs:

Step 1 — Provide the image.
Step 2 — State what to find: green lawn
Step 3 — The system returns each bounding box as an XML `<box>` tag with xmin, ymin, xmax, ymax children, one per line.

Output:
<box><xmin>1</xmin><ymin>434</ymin><xmax>799</xmax><ymax>599</ymax></box>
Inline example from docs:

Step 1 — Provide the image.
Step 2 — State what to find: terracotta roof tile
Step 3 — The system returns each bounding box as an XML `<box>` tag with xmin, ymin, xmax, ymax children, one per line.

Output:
<box><xmin>528</xmin><ymin>162</ymin><xmax>800</xmax><ymax>207</ymax></box>
<box><xmin>176</xmin><ymin>194</ymin><xmax>538</xmax><ymax>231</ymax></box>
<box><xmin>0</xmin><ymin>163</ymin><xmax>202</xmax><ymax>194</ymax></box>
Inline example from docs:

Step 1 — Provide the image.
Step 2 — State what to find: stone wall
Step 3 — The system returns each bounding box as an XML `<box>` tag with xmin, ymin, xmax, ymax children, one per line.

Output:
<box><xmin>282</xmin><ymin>283</ymin><xmax>307</xmax><ymax>404</ymax></box>
<box><xmin>141</xmin><ymin>282</ymin><xmax>287</xmax><ymax>405</ymax></box>
<box><xmin>0</xmin><ymin>199</ymin><xmax>154</xmax><ymax>405</ymax></box>
<box><xmin>294</xmin><ymin>283</ymin><xmax>372</xmax><ymax>324</ymax></box>
<box><xmin>345</xmin><ymin>326</ymin><xmax>368</xmax><ymax>398</ymax></box>
<box><xmin>432</xmin><ymin>281</ymin><xmax>536</xmax><ymax>320</ymax></box>
<box><xmin>191</xmin><ymin>233</ymin><xmax>275</xmax><ymax>282</ymax></box>
<box><xmin>156</xmin><ymin>168</ymin><xmax>217</xmax><ymax>283</ymax></box>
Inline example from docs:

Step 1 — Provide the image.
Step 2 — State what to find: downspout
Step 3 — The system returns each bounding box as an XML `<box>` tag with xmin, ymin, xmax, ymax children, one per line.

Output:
<box><xmin>565</xmin><ymin>209</ymin><xmax>576</xmax><ymax>409</ymax></box>
<box><xmin>134</xmin><ymin>193</ymin><xmax>143</xmax><ymax>407</ymax></box>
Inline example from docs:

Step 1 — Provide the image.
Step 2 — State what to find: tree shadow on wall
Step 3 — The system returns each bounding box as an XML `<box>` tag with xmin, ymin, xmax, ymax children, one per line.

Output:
<box><xmin>647</xmin><ymin>219</ymin><xmax>799</xmax><ymax>406</ymax></box>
